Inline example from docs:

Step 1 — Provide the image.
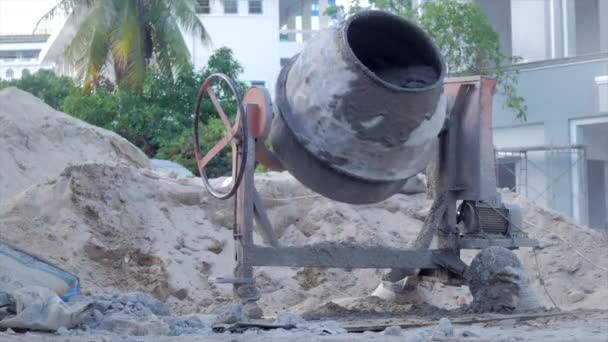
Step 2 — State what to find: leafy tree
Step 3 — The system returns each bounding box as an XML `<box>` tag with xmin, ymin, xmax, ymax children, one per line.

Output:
<box><xmin>155</xmin><ymin>117</ymin><xmax>233</xmax><ymax>177</ymax></box>
<box><xmin>0</xmin><ymin>69</ymin><xmax>77</xmax><ymax>109</ymax></box>
<box><xmin>330</xmin><ymin>0</ymin><xmax>527</xmax><ymax>120</ymax></box>
<box><xmin>154</xmin><ymin>47</ymin><xmax>246</xmax><ymax>177</ymax></box>
<box><xmin>62</xmin><ymin>47</ymin><xmax>244</xmax><ymax>175</ymax></box>
<box><xmin>36</xmin><ymin>0</ymin><xmax>209</xmax><ymax>92</ymax></box>
<box><xmin>62</xmin><ymin>86</ymin><xmax>118</xmax><ymax>127</ymax></box>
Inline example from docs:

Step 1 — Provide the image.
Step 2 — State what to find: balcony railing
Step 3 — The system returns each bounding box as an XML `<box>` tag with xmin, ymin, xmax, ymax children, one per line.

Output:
<box><xmin>279</xmin><ymin>29</ymin><xmax>318</xmax><ymax>43</ymax></box>
<box><xmin>0</xmin><ymin>58</ymin><xmax>40</xmax><ymax>65</ymax></box>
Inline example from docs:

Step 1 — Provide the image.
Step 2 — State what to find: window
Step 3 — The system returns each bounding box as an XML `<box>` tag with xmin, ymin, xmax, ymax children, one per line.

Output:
<box><xmin>251</xmin><ymin>80</ymin><xmax>265</xmax><ymax>87</ymax></box>
<box><xmin>21</xmin><ymin>69</ymin><xmax>30</xmax><ymax>77</ymax></box>
<box><xmin>496</xmin><ymin>158</ymin><xmax>517</xmax><ymax>192</ymax></box>
<box><xmin>223</xmin><ymin>0</ymin><xmax>238</xmax><ymax>14</ymax></box>
<box><xmin>195</xmin><ymin>0</ymin><xmax>210</xmax><ymax>14</ymax></box>
<box><xmin>0</xmin><ymin>51</ymin><xmax>17</xmax><ymax>60</ymax></box>
<box><xmin>248</xmin><ymin>0</ymin><xmax>262</xmax><ymax>14</ymax></box>
<box><xmin>21</xmin><ymin>50</ymin><xmax>39</xmax><ymax>59</ymax></box>
<box><xmin>5</xmin><ymin>69</ymin><xmax>14</xmax><ymax>79</ymax></box>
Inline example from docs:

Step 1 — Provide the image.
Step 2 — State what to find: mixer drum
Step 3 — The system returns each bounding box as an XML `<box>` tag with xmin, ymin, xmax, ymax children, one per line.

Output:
<box><xmin>271</xmin><ymin>10</ymin><xmax>447</xmax><ymax>204</ymax></box>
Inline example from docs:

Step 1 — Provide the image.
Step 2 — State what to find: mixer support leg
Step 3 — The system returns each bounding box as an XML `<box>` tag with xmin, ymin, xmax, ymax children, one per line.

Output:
<box><xmin>382</xmin><ymin>193</ymin><xmax>447</xmax><ymax>283</ymax></box>
<box><xmin>233</xmin><ymin>132</ymin><xmax>263</xmax><ymax>318</ymax></box>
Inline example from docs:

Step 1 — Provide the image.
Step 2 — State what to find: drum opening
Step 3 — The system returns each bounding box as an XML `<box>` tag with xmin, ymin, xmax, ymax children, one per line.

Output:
<box><xmin>345</xmin><ymin>11</ymin><xmax>444</xmax><ymax>90</ymax></box>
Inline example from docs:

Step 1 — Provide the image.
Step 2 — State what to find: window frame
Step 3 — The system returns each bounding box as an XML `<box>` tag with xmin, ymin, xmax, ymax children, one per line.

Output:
<box><xmin>248</xmin><ymin>0</ymin><xmax>263</xmax><ymax>14</ymax></box>
<box><xmin>223</xmin><ymin>0</ymin><xmax>238</xmax><ymax>14</ymax></box>
<box><xmin>195</xmin><ymin>0</ymin><xmax>211</xmax><ymax>14</ymax></box>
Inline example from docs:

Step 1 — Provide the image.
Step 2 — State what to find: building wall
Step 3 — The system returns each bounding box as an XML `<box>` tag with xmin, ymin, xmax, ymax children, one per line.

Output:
<box><xmin>574</xmin><ymin>0</ymin><xmax>600</xmax><ymax>55</ymax></box>
<box><xmin>0</xmin><ymin>37</ymin><xmax>49</xmax><ymax>80</ymax></box>
<box><xmin>481</xmin><ymin>0</ymin><xmax>608</xmax><ymax>62</ymax></box>
<box><xmin>493</xmin><ymin>58</ymin><xmax>608</xmax><ymax>142</ymax></box>
<box><xmin>183</xmin><ymin>0</ymin><xmax>281</xmax><ymax>95</ymax></box>
<box><xmin>474</xmin><ymin>0</ymin><xmax>512</xmax><ymax>58</ymax></box>
<box><xmin>600</xmin><ymin>0</ymin><xmax>608</xmax><ymax>52</ymax></box>
<box><xmin>510</xmin><ymin>0</ymin><xmax>551</xmax><ymax>62</ymax></box>
<box><xmin>0</xmin><ymin>63</ymin><xmax>47</xmax><ymax>80</ymax></box>
<box><xmin>492</xmin><ymin>55</ymin><xmax>608</xmax><ymax>223</ymax></box>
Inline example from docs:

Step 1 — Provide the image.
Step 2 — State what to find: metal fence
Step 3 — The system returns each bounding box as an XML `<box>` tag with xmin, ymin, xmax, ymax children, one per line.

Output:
<box><xmin>494</xmin><ymin>145</ymin><xmax>586</xmax><ymax>209</ymax></box>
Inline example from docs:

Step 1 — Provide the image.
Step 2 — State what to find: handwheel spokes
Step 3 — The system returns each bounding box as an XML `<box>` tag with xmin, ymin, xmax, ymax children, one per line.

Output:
<box><xmin>197</xmin><ymin>126</ymin><xmax>239</xmax><ymax>171</ymax></box>
<box><xmin>207</xmin><ymin>87</ymin><xmax>238</xmax><ymax>132</ymax></box>
<box><xmin>193</xmin><ymin>73</ymin><xmax>248</xmax><ymax>200</ymax></box>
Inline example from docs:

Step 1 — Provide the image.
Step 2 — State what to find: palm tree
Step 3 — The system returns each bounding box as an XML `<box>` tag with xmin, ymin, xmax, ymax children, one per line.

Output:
<box><xmin>36</xmin><ymin>0</ymin><xmax>209</xmax><ymax>91</ymax></box>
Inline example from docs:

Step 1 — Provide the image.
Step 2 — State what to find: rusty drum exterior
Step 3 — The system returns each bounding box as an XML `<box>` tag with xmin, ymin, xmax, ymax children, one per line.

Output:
<box><xmin>271</xmin><ymin>10</ymin><xmax>447</xmax><ymax>204</ymax></box>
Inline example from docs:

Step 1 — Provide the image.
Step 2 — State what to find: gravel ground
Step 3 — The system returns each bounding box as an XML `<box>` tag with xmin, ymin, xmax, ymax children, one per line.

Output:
<box><xmin>0</xmin><ymin>310</ymin><xmax>606</xmax><ymax>342</ymax></box>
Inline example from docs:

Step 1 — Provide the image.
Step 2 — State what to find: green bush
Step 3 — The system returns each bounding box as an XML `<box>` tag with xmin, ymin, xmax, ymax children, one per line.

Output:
<box><xmin>155</xmin><ymin>118</ymin><xmax>233</xmax><ymax>178</ymax></box>
<box><xmin>62</xmin><ymin>88</ymin><xmax>119</xmax><ymax>128</ymax></box>
<box><xmin>63</xmin><ymin>47</ymin><xmax>245</xmax><ymax>175</ymax></box>
<box><xmin>0</xmin><ymin>69</ymin><xmax>77</xmax><ymax>109</ymax></box>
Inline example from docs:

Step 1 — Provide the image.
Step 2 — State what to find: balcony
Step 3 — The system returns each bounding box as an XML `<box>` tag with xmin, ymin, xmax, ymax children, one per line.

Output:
<box><xmin>0</xmin><ymin>58</ymin><xmax>40</xmax><ymax>66</ymax></box>
<box><xmin>278</xmin><ymin>0</ymin><xmax>333</xmax><ymax>59</ymax></box>
<box><xmin>493</xmin><ymin>52</ymin><xmax>608</xmax><ymax>128</ymax></box>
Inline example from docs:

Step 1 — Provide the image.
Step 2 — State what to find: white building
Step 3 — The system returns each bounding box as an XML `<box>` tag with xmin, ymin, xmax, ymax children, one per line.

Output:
<box><xmin>182</xmin><ymin>0</ymin><xmax>335</xmax><ymax>96</ymax></box>
<box><xmin>40</xmin><ymin>0</ymin><xmax>335</xmax><ymax>95</ymax></box>
<box><xmin>0</xmin><ymin>34</ymin><xmax>51</xmax><ymax>80</ymax></box>
<box><xmin>473</xmin><ymin>0</ymin><xmax>608</xmax><ymax>230</ymax></box>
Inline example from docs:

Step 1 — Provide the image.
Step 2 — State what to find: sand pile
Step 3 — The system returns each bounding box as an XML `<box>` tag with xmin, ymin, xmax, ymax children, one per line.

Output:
<box><xmin>0</xmin><ymin>88</ymin><xmax>606</xmax><ymax>319</ymax></box>
<box><xmin>0</xmin><ymin>88</ymin><xmax>149</xmax><ymax>200</ymax></box>
<box><xmin>0</xmin><ymin>162</ymin><xmax>428</xmax><ymax>315</ymax></box>
<box><xmin>1</xmin><ymin>162</ymin><xmax>606</xmax><ymax>316</ymax></box>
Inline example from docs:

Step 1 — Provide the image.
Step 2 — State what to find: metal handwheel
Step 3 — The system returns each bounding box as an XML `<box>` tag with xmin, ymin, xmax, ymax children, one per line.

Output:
<box><xmin>193</xmin><ymin>73</ymin><xmax>248</xmax><ymax>200</ymax></box>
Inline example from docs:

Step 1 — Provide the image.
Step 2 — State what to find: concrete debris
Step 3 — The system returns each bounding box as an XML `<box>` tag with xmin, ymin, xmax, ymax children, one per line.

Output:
<box><xmin>567</xmin><ymin>291</ymin><xmax>585</xmax><ymax>304</ymax></box>
<box><xmin>370</xmin><ymin>280</ymin><xmax>430</xmax><ymax>305</ymax></box>
<box><xmin>436</xmin><ymin>317</ymin><xmax>454</xmax><ymax>337</ymax></box>
<box><xmin>56</xmin><ymin>326</ymin><xmax>69</xmax><ymax>336</ymax></box>
<box><xmin>0</xmin><ymin>286</ymin><xmax>91</xmax><ymax>332</ymax></box>
<box><xmin>468</xmin><ymin>247</ymin><xmax>541</xmax><ymax>313</ymax></box>
<box><xmin>213</xmin><ymin>304</ymin><xmax>244</xmax><ymax>325</ymax></box>
<box><xmin>304</xmin><ymin>320</ymin><xmax>347</xmax><ymax>335</ymax></box>
<box><xmin>97</xmin><ymin>313</ymin><xmax>170</xmax><ymax>336</ymax></box>
<box><xmin>383</xmin><ymin>325</ymin><xmax>403</xmax><ymax>336</ymax></box>
<box><xmin>275</xmin><ymin>312</ymin><xmax>306</xmax><ymax>326</ymax></box>
<box><xmin>63</xmin><ymin>292</ymin><xmax>215</xmax><ymax>337</ymax></box>
<box><xmin>461</xmin><ymin>329</ymin><xmax>478</xmax><ymax>337</ymax></box>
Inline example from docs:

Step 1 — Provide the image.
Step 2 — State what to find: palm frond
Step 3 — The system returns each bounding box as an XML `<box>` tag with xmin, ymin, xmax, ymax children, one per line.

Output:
<box><xmin>146</xmin><ymin>1</ymin><xmax>194</xmax><ymax>78</ymax></box>
<box><xmin>34</xmin><ymin>0</ymin><xmax>97</xmax><ymax>33</ymax></box>
<box><xmin>63</xmin><ymin>1</ymin><xmax>114</xmax><ymax>91</ymax></box>
<box><xmin>153</xmin><ymin>11</ymin><xmax>193</xmax><ymax>77</ymax></box>
<box><xmin>111</xmin><ymin>0</ymin><xmax>146</xmax><ymax>88</ymax></box>
<box><xmin>167</xmin><ymin>0</ymin><xmax>210</xmax><ymax>45</ymax></box>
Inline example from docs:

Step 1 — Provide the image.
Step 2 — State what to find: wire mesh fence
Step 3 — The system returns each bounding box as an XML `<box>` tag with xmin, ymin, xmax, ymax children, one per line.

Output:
<box><xmin>495</xmin><ymin>145</ymin><xmax>588</xmax><ymax>220</ymax></box>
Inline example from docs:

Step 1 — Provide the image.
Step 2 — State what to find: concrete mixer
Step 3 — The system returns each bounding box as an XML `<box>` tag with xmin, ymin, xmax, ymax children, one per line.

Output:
<box><xmin>193</xmin><ymin>10</ymin><xmax>538</xmax><ymax>317</ymax></box>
